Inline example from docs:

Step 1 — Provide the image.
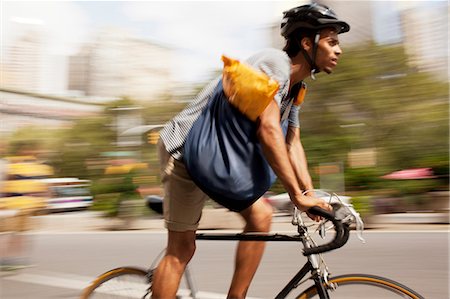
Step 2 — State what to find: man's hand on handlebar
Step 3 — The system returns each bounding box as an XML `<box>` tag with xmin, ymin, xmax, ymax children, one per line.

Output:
<box><xmin>293</xmin><ymin>194</ymin><xmax>332</xmax><ymax>222</ymax></box>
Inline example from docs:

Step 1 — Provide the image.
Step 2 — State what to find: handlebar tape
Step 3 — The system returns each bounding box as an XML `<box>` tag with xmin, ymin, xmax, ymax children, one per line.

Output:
<box><xmin>303</xmin><ymin>206</ymin><xmax>350</xmax><ymax>256</ymax></box>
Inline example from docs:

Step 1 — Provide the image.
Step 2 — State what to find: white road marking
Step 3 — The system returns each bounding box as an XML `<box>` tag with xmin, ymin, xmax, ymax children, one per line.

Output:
<box><xmin>3</xmin><ymin>272</ymin><xmax>89</xmax><ymax>291</ymax></box>
<box><xmin>2</xmin><ymin>270</ymin><xmax>261</xmax><ymax>299</ymax></box>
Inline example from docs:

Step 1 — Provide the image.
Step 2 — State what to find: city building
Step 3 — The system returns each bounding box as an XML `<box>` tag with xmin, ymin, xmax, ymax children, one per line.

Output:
<box><xmin>2</xmin><ymin>30</ymin><xmax>43</xmax><ymax>93</ymax></box>
<box><xmin>2</xmin><ymin>19</ymin><xmax>69</xmax><ymax>95</ymax></box>
<box><xmin>67</xmin><ymin>46</ymin><xmax>90</xmax><ymax>96</ymax></box>
<box><xmin>318</xmin><ymin>0</ymin><xmax>374</xmax><ymax>46</ymax></box>
<box><xmin>400</xmin><ymin>3</ymin><xmax>449</xmax><ymax>81</ymax></box>
<box><xmin>68</xmin><ymin>28</ymin><xmax>175</xmax><ymax>101</ymax></box>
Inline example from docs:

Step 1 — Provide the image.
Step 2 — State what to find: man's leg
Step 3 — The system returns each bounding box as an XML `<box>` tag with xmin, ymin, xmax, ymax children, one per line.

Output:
<box><xmin>153</xmin><ymin>140</ymin><xmax>207</xmax><ymax>298</ymax></box>
<box><xmin>151</xmin><ymin>230</ymin><xmax>196</xmax><ymax>299</ymax></box>
<box><xmin>227</xmin><ymin>199</ymin><xmax>273</xmax><ymax>299</ymax></box>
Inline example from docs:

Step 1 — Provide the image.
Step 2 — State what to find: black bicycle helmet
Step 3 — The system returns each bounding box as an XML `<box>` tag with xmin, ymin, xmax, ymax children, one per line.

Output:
<box><xmin>280</xmin><ymin>3</ymin><xmax>350</xmax><ymax>79</ymax></box>
<box><xmin>281</xmin><ymin>3</ymin><xmax>350</xmax><ymax>38</ymax></box>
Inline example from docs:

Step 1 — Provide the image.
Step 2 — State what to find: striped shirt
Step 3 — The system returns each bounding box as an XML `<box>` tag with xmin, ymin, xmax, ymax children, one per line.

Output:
<box><xmin>160</xmin><ymin>48</ymin><xmax>300</xmax><ymax>160</ymax></box>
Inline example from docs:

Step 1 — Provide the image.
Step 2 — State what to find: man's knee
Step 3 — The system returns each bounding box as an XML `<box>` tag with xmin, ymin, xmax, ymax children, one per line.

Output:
<box><xmin>166</xmin><ymin>230</ymin><xmax>197</xmax><ymax>264</ymax></box>
<box><xmin>241</xmin><ymin>201</ymin><xmax>273</xmax><ymax>232</ymax></box>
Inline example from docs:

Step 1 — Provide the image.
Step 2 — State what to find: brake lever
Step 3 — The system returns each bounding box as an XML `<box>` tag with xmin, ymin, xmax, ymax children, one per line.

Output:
<box><xmin>319</xmin><ymin>221</ymin><xmax>326</xmax><ymax>239</ymax></box>
<box><xmin>347</xmin><ymin>205</ymin><xmax>365</xmax><ymax>243</ymax></box>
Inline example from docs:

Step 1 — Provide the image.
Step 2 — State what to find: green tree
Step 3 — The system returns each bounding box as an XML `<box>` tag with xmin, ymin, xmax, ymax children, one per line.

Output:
<box><xmin>52</xmin><ymin>115</ymin><xmax>116</xmax><ymax>180</ymax></box>
<box><xmin>6</xmin><ymin>126</ymin><xmax>62</xmax><ymax>156</ymax></box>
<box><xmin>298</xmin><ymin>43</ymin><xmax>448</xmax><ymax>191</ymax></box>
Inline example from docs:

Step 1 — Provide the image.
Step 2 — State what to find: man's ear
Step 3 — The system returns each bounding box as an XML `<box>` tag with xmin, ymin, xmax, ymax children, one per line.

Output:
<box><xmin>301</xmin><ymin>37</ymin><xmax>312</xmax><ymax>52</ymax></box>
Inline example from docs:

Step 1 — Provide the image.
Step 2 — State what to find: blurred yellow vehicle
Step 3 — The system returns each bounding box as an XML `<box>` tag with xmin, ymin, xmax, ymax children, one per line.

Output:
<box><xmin>0</xmin><ymin>179</ymin><xmax>48</xmax><ymax>217</ymax></box>
<box><xmin>2</xmin><ymin>156</ymin><xmax>94</xmax><ymax>213</ymax></box>
<box><xmin>104</xmin><ymin>162</ymin><xmax>148</xmax><ymax>175</ymax></box>
<box><xmin>1</xmin><ymin>178</ymin><xmax>93</xmax><ymax>214</ymax></box>
<box><xmin>4</xmin><ymin>155</ymin><xmax>38</xmax><ymax>163</ymax></box>
<box><xmin>1</xmin><ymin>156</ymin><xmax>53</xmax><ymax>213</ymax></box>
<box><xmin>0</xmin><ymin>195</ymin><xmax>47</xmax><ymax>212</ymax></box>
<box><xmin>7</xmin><ymin>162</ymin><xmax>54</xmax><ymax>179</ymax></box>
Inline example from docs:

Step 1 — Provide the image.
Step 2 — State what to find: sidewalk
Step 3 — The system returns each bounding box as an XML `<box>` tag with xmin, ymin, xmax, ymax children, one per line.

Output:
<box><xmin>27</xmin><ymin>209</ymin><xmax>450</xmax><ymax>233</ymax></box>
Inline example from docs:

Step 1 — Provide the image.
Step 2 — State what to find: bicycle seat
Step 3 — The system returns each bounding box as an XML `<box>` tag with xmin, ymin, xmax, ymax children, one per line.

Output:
<box><xmin>146</xmin><ymin>195</ymin><xmax>163</xmax><ymax>215</ymax></box>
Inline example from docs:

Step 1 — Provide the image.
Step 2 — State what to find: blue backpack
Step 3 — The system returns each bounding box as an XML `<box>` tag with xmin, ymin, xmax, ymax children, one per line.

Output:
<box><xmin>183</xmin><ymin>81</ymin><xmax>288</xmax><ymax>212</ymax></box>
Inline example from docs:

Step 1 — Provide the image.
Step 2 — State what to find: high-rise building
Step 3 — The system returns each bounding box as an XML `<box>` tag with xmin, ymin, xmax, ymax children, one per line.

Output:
<box><xmin>2</xmin><ymin>19</ymin><xmax>70</xmax><ymax>95</ymax></box>
<box><xmin>3</xmin><ymin>29</ymin><xmax>43</xmax><ymax>92</ymax></box>
<box><xmin>400</xmin><ymin>4</ymin><xmax>449</xmax><ymax>81</ymax></box>
<box><xmin>67</xmin><ymin>46</ymin><xmax>91</xmax><ymax>95</ymax></box>
<box><xmin>68</xmin><ymin>28</ymin><xmax>174</xmax><ymax>101</ymax></box>
<box><xmin>317</xmin><ymin>0</ymin><xmax>374</xmax><ymax>46</ymax></box>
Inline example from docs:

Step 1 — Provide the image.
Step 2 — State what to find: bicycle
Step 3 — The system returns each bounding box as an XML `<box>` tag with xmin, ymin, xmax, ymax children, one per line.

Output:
<box><xmin>80</xmin><ymin>191</ymin><xmax>425</xmax><ymax>299</ymax></box>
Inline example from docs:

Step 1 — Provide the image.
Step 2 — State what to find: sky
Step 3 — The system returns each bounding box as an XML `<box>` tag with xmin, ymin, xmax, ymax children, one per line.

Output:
<box><xmin>1</xmin><ymin>0</ymin><xmax>447</xmax><ymax>83</ymax></box>
<box><xmin>2</xmin><ymin>1</ymin><xmax>291</xmax><ymax>83</ymax></box>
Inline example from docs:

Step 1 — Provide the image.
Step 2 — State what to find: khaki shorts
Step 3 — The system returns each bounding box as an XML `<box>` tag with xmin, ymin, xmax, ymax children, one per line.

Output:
<box><xmin>158</xmin><ymin>140</ymin><xmax>208</xmax><ymax>232</ymax></box>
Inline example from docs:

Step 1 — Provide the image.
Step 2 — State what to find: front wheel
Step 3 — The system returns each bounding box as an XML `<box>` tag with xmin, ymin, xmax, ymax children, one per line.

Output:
<box><xmin>297</xmin><ymin>274</ymin><xmax>424</xmax><ymax>299</ymax></box>
<box><xmin>81</xmin><ymin>267</ymin><xmax>151</xmax><ymax>299</ymax></box>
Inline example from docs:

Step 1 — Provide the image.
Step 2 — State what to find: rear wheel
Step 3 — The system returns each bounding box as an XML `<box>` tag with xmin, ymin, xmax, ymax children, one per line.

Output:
<box><xmin>297</xmin><ymin>274</ymin><xmax>424</xmax><ymax>299</ymax></box>
<box><xmin>81</xmin><ymin>267</ymin><xmax>151</xmax><ymax>299</ymax></box>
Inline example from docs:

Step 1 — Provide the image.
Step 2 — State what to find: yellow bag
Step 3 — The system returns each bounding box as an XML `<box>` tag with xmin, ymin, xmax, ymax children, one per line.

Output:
<box><xmin>221</xmin><ymin>55</ymin><xmax>280</xmax><ymax>121</ymax></box>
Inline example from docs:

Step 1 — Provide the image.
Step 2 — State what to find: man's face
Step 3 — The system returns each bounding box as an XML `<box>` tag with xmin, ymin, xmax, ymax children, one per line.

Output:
<box><xmin>314</xmin><ymin>28</ymin><xmax>342</xmax><ymax>74</ymax></box>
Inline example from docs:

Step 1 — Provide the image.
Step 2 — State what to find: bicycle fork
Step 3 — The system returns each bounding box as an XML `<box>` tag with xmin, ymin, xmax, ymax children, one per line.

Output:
<box><xmin>274</xmin><ymin>232</ymin><xmax>333</xmax><ymax>299</ymax></box>
<box><xmin>308</xmin><ymin>250</ymin><xmax>330</xmax><ymax>299</ymax></box>
<box><xmin>184</xmin><ymin>265</ymin><xmax>198</xmax><ymax>299</ymax></box>
<box><xmin>274</xmin><ymin>260</ymin><xmax>330</xmax><ymax>299</ymax></box>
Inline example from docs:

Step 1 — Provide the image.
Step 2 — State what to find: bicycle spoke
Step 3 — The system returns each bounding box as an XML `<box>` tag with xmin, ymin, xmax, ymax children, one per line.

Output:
<box><xmin>82</xmin><ymin>268</ymin><xmax>150</xmax><ymax>299</ymax></box>
<box><xmin>89</xmin><ymin>278</ymin><xmax>149</xmax><ymax>298</ymax></box>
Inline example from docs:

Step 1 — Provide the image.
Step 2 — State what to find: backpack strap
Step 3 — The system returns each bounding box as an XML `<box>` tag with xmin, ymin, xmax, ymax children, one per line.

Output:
<box><xmin>281</xmin><ymin>81</ymin><xmax>307</xmax><ymax>121</ymax></box>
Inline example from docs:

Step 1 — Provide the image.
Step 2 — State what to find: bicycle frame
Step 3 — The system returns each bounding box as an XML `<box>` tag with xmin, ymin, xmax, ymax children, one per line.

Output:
<box><xmin>196</xmin><ymin>229</ymin><xmax>331</xmax><ymax>299</ymax></box>
<box><xmin>146</xmin><ymin>190</ymin><xmax>361</xmax><ymax>299</ymax></box>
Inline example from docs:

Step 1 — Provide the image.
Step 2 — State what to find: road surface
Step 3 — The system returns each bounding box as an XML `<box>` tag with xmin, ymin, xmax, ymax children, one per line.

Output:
<box><xmin>1</xmin><ymin>230</ymin><xmax>448</xmax><ymax>298</ymax></box>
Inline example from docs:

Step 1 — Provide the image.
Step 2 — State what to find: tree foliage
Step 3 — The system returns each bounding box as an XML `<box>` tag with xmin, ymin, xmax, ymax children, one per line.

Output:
<box><xmin>299</xmin><ymin>43</ymin><xmax>448</xmax><ymax>185</ymax></box>
<box><xmin>51</xmin><ymin>115</ymin><xmax>116</xmax><ymax>180</ymax></box>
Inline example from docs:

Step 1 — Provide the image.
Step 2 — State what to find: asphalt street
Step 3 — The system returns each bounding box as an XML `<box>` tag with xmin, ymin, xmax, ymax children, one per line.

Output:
<box><xmin>1</xmin><ymin>230</ymin><xmax>448</xmax><ymax>299</ymax></box>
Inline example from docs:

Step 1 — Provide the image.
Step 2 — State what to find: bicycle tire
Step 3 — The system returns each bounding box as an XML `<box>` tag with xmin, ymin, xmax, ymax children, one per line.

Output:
<box><xmin>296</xmin><ymin>274</ymin><xmax>424</xmax><ymax>299</ymax></box>
<box><xmin>80</xmin><ymin>267</ymin><xmax>151</xmax><ymax>299</ymax></box>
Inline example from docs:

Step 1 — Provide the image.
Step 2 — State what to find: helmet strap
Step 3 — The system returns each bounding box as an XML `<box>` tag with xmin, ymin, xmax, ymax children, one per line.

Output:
<box><xmin>297</xmin><ymin>32</ymin><xmax>321</xmax><ymax>80</ymax></box>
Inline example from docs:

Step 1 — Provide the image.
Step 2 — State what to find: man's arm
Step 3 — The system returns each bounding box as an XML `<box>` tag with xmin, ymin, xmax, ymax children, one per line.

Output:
<box><xmin>285</xmin><ymin>126</ymin><xmax>314</xmax><ymax>193</ymax></box>
<box><xmin>256</xmin><ymin>100</ymin><xmax>329</xmax><ymax>217</ymax></box>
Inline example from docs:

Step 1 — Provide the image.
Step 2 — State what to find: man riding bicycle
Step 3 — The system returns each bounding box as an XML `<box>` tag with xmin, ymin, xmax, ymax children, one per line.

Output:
<box><xmin>152</xmin><ymin>4</ymin><xmax>350</xmax><ymax>299</ymax></box>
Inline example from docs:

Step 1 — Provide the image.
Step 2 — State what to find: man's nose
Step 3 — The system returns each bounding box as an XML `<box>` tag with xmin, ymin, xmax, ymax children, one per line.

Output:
<box><xmin>335</xmin><ymin>45</ymin><xmax>342</xmax><ymax>56</ymax></box>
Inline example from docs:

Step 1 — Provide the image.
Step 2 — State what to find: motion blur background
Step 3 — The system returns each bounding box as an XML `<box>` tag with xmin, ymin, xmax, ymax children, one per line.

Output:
<box><xmin>0</xmin><ymin>1</ymin><xmax>448</xmax><ymax>298</ymax></box>
<box><xmin>0</xmin><ymin>0</ymin><xmax>448</xmax><ymax>226</ymax></box>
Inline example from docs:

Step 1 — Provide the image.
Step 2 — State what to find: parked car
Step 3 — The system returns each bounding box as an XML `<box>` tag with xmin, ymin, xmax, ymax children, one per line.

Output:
<box><xmin>40</xmin><ymin>178</ymin><xmax>93</xmax><ymax>213</ymax></box>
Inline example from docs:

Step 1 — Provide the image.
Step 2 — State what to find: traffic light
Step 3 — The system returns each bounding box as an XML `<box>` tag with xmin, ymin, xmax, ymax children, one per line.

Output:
<box><xmin>148</xmin><ymin>131</ymin><xmax>160</xmax><ymax>145</ymax></box>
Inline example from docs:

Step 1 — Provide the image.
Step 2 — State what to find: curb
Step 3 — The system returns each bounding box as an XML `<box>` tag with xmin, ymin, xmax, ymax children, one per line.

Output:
<box><xmin>370</xmin><ymin>212</ymin><xmax>449</xmax><ymax>224</ymax></box>
<box><xmin>21</xmin><ymin>209</ymin><xmax>450</xmax><ymax>233</ymax></box>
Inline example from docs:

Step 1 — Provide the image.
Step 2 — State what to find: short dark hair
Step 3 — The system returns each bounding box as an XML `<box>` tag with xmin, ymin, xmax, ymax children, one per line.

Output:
<box><xmin>283</xmin><ymin>28</ymin><xmax>317</xmax><ymax>58</ymax></box>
